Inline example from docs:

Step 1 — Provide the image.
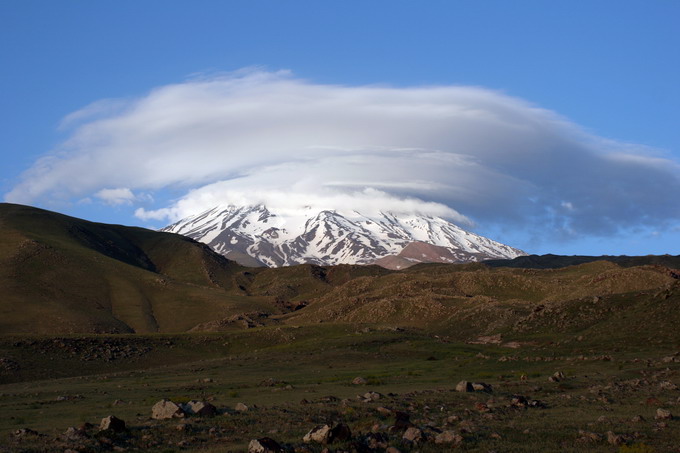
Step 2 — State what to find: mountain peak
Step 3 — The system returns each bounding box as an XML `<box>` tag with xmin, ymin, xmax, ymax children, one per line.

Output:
<box><xmin>163</xmin><ymin>205</ymin><xmax>525</xmax><ymax>268</ymax></box>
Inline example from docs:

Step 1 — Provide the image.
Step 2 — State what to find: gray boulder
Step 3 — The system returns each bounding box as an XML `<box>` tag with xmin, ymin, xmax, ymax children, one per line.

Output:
<box><xmin>303</xmin><ymin>424</ymin><xmax>331</xmax><ymax>444</ymax></box>
<box><xmin>152</xmin><ymin>399</ymin><xmax>185</xmax><ymax>420</ymax></box>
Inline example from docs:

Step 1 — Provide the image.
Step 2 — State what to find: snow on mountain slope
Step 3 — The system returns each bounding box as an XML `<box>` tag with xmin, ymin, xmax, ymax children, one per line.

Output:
<box><xmin>162</xmin><ymin>205</ymin><xmax>525</xmax><ymax>267</ymax></box>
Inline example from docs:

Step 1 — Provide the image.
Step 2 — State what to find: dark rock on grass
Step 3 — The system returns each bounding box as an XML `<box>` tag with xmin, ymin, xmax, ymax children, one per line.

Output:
<box><xmin>249</xmin><ymin>437</ymin><xmax>283</xmax><ymax>452</ymax></box>
<box><xmin>456</xmin><ymin>380</ymin><xmax>473</xmax><ymax>392</ymax></box>
<box><xmin>548</xmin><ymin>371</ymin><xmax>565</xmax><ymax>382</ymax></box>
<box><xmin>472</xmin><ymin>382</ymin><xmax>493</xmax><ymax>392</ymax></box>
<box><xmin>303</xmin><ymin>423</ymin><xmax>352</xmax><ymax>444</ymax></box>
<box><xmin>456</xmin><ymin>380</ymin><xmax>493</xmax><ymax>393</ymax></box>
<box><xmin>183</xmin><ymin>400</ymin><xmax>217</xmax><ymax>417</ymax></box>
<box><xmin>510</xmin><ymin>395</ymin><xmax>546</xmax><ymax>409</ymax></box>
<box><xmin>99</xmin><ymin>415</ymin><xmax>126</xmax><ymax>432</ymax></box>
<box><xmin>390</xmin><ymin>411</ymin><xmax>414</xmax><ymax>432</ymax></box>
<box><xmin>330</xmin><ymin>423</ymin><xmax>352</xmax><ymax>442</ymax></box>
<box><xmin>364</xmin><ymin>432</ymin><xmax>389</xmax><ymax>449</ymax></box>
<box><xmin>13</xmin><ymin>428</ymin><xmax>40</xmax><ymax>437</ymax></box>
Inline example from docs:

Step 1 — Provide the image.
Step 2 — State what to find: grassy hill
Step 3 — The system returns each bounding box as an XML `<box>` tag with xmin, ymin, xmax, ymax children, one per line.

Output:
<box><xmin>2</xmin><ymin>202</ymin><xmax>680</xmax><ymax>343</ymax></box>
<box><xmin>0</xmin><ymin>203</ymin><xmax>275</xmax><ymax>334</ymax></box>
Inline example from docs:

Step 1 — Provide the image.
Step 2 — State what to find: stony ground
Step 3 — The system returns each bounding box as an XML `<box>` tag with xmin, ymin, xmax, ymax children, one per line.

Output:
<box><xmin>1</xmin><ymin>329</ymin><xmax>679</xmax><ymax>452</ymax></box>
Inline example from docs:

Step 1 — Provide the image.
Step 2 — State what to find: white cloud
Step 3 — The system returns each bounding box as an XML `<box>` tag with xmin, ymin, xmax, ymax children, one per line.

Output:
<box><xmin>135</xmin><ymin>186</ymin><xmax>470</xmax><ymax>225</ymax></box>
<box><xmin>95</xmin><ymin>187</ymin><xmax>137</xmax><ymax>205</ymax></box>
<box><xmin>5</xmin><ymin>69</ymin><xmax>680</xmax><ymax>240</ymax></box>
<box><xmin>94</xmin><ymin>187</ymin><xmax>152</xmax><ymax>206</ymax></box>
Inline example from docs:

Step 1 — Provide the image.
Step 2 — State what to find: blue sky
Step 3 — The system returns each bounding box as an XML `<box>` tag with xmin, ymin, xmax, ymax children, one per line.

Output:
<box><xmin>1</xmin><ymin>0</ymin><xmax>679</xmax><ymax>256</ymax></box>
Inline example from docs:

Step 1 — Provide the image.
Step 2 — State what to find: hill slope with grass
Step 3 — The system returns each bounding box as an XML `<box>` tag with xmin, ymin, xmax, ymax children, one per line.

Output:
<box><xmin>3</xmin><ymin>203</ymin><xmax>680</xmax><ymax>342</ymax></box>
<box><xmin>0</xmin><ymin>203</ymin><xmax>273</xmax><ymax>334</ymax></box>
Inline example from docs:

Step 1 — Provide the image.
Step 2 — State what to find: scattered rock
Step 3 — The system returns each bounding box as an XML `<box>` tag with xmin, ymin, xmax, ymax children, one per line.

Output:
<box><xmin>472</xmin><ymin>382</ymin><xmax>493</xmax><ymax>392</ymax></box>
<box><xmin>235</xmin><ymin>402</ymin><xmax>249</xmax><ymax>412</ymax></box>
<box><xmin>445</xmin><ymin>415</ymin><xmax>460</xmax><ymax>425</ymax></box>
<box><xmin>510</xmin><ymin>395</ymin><xmax>529</xmax><ymax>407</ymax></box>
<box><xmin>183</xmin><ymin>400</ymin><xmax>217</xmax><ymax>417</ymax></box>
<box><xmin>391</xmin><ymin>411</ymin><xmax>414</xmax><ymax>431</ymax></box>
<box><xmin>352</xmin><ymin>376</ymin><xmax>367</xmax><ymax>385</ymax></box>
<box><xmin>361</xmin><ymin>391</ymin><xmax>382</xmax><ymax>402</ymax></box>
<box><xmin>14</xmin><ymin>428</ymin><xmax>40</xmax><ymax>437</ymax></box>
<box><xmin>434</xmin><ymin>430</ymin><xmax>463</xmax><ymax>445</ymax></box>
<box><xmin>330</xmin><ymin>423</ymin><xmax>352</xmax><ymax>442</ymax></box>
<box><xmin>260</xmin><ymin>377</ymin><xmax>284</xmax><ymax>387</ymax></box>
<box><xmin>402</xmin><ymin>426</ymin><xmax>423</xmax><ymax>443</ymax></box>
<box><xmin>578</xmin><ymin>430</ymin><xmax>602</xmax><ymax>442</ymax></box>
<box><xmin>249</xmin><ymin>437</ymin><xmax>283</xmax><ymax>453</ymax></box>
<box><xmin>151</xmin><ymin>399</ymin><xmax>185</xmax><ymax>420</ymax></box>
<box><xmin>99</xmin><ymin>415</ymin><xmax>126</xmax><ymax>432</ymax></box>
<box><xmin>475</xmin><ymin>402</ymin><xmax>491</xmax><ymax>412</ymax></box>
<box><xmin>659</xmin><ymin>380</ymin><xmax>678</xmax><ymax>391</ymax></box>
<box><xmin>606</xmin><ymin>431</ymin><xmax>630</xmax><ymax>446</ymax></box>
<box><xmin>64</xmin><ymin>426</ymin><xmax>88</xmax><ymax>440</ymax></box>
<box><xmin>656</xmin><ymin>408</ymin><xmax>673</xmax><ymax>420</ymax></box>
<box><xmin>549</xmin><ymin>371</ymin><xmax>565</xmax><ymax>383</ymax></box>
<box><xmin>528</xmin><ymin>399</ymin><xmax>546</xmax><ymax>408</ymax></box>
<box><xmin>303</xmin><ymin>424</ymin><xmax>331</xmax><ymax>444</ymax></box>
<box><xmin>456</xmin><ymin>380</ymin><xmax>473</xmax><ymax>392</ymax></box>
<box><xmin>456</xmin><ymin>380</ymin><xmax>492</xmax><ymax>392</ymax></box>
<box><xmin>631</xmin><ymin>415</ymin><xmax>646</xmax><ymax>422</ymax></box>
<box><xmin>376</xmin><ymin>406</ymin><xmax>392</xmax><ymax>417</ymax></box>
<box><xmin>364</xmin><ymin>432</ymin><xmax>389</xmax><ymax>449</ymax></box>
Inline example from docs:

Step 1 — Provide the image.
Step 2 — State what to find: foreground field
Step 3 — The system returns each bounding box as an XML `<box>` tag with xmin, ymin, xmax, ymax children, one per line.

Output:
<box><xmin>2</xmin><ymin>204</ymin><xmax>680</xmax><ymax>451</ymax></box>
<box><xmin>1</xmin><ymin>327</ymin><xmax>679</xmax><ymax>452</ymax></box>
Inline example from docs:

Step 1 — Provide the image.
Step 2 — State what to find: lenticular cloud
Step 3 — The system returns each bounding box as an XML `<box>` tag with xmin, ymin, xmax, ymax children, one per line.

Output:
<box><xmin>5</xmin><ymin>69</ymin><xmax>680</xmax><ymax>239</ymax></box>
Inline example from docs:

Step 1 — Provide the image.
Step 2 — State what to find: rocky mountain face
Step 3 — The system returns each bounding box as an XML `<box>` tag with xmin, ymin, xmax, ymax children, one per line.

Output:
<box><xmin>162</xmin><ymin>205</ymin><xmax>526</xmax><ymax>268</ymax></box>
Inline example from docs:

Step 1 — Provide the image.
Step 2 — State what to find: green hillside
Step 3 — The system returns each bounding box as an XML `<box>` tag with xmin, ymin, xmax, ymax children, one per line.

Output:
<box><xmin>0</xmin><ymin>203</ymin><xmax>271</xmax><ymax>334</ymax></box>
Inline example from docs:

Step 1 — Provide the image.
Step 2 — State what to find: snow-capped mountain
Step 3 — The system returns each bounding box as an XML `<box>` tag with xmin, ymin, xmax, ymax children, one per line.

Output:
<box><xmin>162</xmin><ymin>205</ymin><xmax>525</xmax><ymax>268</ymax></box>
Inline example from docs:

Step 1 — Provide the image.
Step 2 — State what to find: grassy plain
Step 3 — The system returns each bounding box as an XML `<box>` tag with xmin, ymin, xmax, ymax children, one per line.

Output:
<box><xmin>1</xmin><ymin>325</ymin><xmax>679</xmax><ymax>452</ymax></box>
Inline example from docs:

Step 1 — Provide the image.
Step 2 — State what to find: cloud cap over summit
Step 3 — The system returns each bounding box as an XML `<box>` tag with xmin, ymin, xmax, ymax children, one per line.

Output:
<box><xmin>6</xmin><ymin>69</ymin><xmax>679</xmax><ymax>242</ymax></box>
